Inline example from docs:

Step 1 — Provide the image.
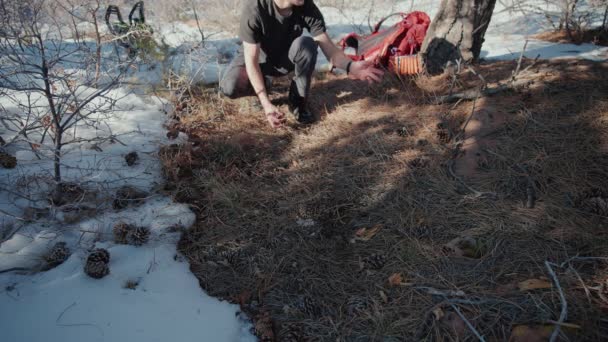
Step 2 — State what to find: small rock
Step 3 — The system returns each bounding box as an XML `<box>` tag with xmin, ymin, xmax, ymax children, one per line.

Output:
<box><xmin>166</xmin><ymin>129</ymin><xmax>179</xmax><ymax>140</ymax></box>
<box><xmin>417</xmin><ymin>139</ymin><xmax>429</xmax><ymax>146</ymax></box>
<box><xmin>125</xmin><ymin>152</ymin><xmax>139</xmax><ymax>166</ymax></box>
<box><xmin>0</xmin><ymin>151</ymin><xmax>17</xmax><ymax>169</ymax></box>
<box><xmin>23</xmin><ymin>207</ymin><xmax>51</xmax><ymax>221</ymax></box>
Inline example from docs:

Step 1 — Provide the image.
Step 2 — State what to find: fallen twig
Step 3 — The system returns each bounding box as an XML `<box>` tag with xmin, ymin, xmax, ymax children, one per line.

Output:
<box><xmin>453</xmin><ymin>96</ymin><xmax>478</xmax><ymax>143</ymax></box>
<box><xmin>484</xmin><ymin>148</ymin><xmax>536</xmax><ymax>208</ymax></box>
<box><xmin>512</xmin><ymin>40</ymin><xmax>529</xmax><ymax>82</ymax></box>
<box><xmin>56</xmin><ymin>302</ymin><xmax>104</xmax><ymax>336</ymax></box>
<box><xmin>416</xmin><ymin>286</ymin><xmax>466</xmax><ymax>297</ymax></box>
<box><xmin>545</xmin><ymin>261</ymin><xmax>567</xmax><ymax>342</ymax></box>
<box><xmin>467</xmin><ymin>66</ymin><xmax>487</xmax><ymax>89</ymax></box>
<box><xmin>448</xmin><ymin>301</ymin><xmax>487</xmax><ymax>342</ymax></box>
<box><xmin>447</xmin><ymin>160</ymin><xmax>497</xmax><ymax>200</ymax></box>
<box><xmin>434</xmin><ymin>79</ymin><xmax>533</xmax><ymax>104</ymax></box>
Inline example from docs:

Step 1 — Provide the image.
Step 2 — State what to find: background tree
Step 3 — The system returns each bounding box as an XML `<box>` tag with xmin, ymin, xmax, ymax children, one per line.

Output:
<box><xmin>420</xmin><ymin>0</ymin><xmax>497</xmax><ymax>74</ymax></box>
<box><xmin>0</xmin><ymin>0</ymin><xmax>128</xmax><ymax>188</ymax></box>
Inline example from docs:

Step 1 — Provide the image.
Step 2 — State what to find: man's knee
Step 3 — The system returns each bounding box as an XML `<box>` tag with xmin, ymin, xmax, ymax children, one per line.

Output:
<box><xmin>219</xmin><ymin>78</ymin><xmax>239</xmax><ymax>99</ymax></box>
<box><xmin>219</xmin><ymin>69</ymin><xmax>246</xmax><ymax>99</ymax></box>
<box><xmin>290</xmin><ymin>36</ymin><xmax>318</xmax><ymax>65</ymax></box>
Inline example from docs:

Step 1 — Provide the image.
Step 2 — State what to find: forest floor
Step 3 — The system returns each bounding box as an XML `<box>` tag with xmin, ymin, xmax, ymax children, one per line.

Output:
<box><xmin>164</xmin><ymin>58</ymin><xmax>608</xmax><ymax>341</ymax></box>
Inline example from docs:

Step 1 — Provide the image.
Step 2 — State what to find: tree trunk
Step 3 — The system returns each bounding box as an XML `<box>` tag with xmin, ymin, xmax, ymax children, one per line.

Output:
<box><xmin>602</xmin><ymin>5</ymin><xmax>607</xmax><ymax>31</ymax></box>
<box><xmin>92</xmin><ymin>9</ymin><xmax>102</xmax><ymax>86</ymax></box>
<box><xmin>420</xmin><ymin>0</ymin><xmax>497</xmax><ymax>74</ymax></box>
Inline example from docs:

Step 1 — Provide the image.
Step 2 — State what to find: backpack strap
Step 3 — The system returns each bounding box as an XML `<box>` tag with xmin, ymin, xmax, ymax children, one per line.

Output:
<box><xmin>129</xmin><ymin>1</ymin><xmax>145</xmax><ymax>26</ymax></box>
<box><xmin>105</xmin><ymin>5</ymin><xmax>126</xmax><ymax>36</ymax></box>
<box><xmin>372</xmin><ymin>12</ymin><xmax>406</xmax><ymax>34</ymax></box>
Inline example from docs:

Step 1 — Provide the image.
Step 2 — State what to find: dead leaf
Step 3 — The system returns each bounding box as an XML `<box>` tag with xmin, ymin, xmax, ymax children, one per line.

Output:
<box><xmin>518</xmin><ymin>279</ymin><xmax>552</xmax><ymax>291</ymax></box>
<box><xmin>379</xmin><ymin>290</ymin><xmax>388</xmax><ymax>303</ymax></box>
<box><xmin>433</xmin><ymin>307</ymin><xmax>445</xmax><ymax>320</ymax></box>
<box><xmin>388</xmin><ymin>272</ymin><xmax>413</xmax><ymax>287</ymax></box>
<box><xmin>236</xmin><ymin>289</ymin><xmax>252</xmax><ymax>307</ymax></box>
<box><xmin>444</xmin><ymin>236</ymin><xmax>484</xmax><ymax>258</ymax></box>
<box><xmin>509</xmin><ymin>325</ymin><xmax>553</xmax><ymax>342</ymax></box>
<box><xmin>355</xmin><ymin>224</ymin><xmax>382</xmax><ymax>241</ymax></box>
<box><xmin>388</xmin><ymin>273</ymin><xmax>404</xmax><ymax>286</ymax></box>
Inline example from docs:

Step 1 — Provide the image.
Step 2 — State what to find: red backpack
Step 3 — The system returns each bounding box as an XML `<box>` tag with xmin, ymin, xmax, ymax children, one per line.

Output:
<box><xmin>339</xmin><ymin>11</ymin><xmax>431</xmax><ymax>74</ymax></box>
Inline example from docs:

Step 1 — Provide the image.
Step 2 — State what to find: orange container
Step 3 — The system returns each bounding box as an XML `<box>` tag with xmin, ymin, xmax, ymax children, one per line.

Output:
<box><xmin>389</xmin><ymin>55</ymin><xmax>421</xmax><ymax>75</ymax></box>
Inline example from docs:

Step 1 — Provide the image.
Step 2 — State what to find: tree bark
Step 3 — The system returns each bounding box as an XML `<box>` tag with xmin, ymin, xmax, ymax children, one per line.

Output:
<box><xmin>602</xmin><ymin>5</ymin><xmax>607</xmax><ymax>31</ymax></box>
<box><xmin>420</xmin><ymin>0</ymin><xmax>497</xmax><ymax>74</ymax></box>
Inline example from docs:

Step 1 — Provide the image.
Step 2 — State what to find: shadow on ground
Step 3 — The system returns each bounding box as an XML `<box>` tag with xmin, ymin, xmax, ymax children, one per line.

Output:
<box><xmin>169</xmin><ymin>60</ymin><xmax>608</xmax><ymax>341</ymax></box>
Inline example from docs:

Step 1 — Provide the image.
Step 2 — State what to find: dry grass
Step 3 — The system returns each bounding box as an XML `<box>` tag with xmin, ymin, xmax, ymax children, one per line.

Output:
<box><xmin>165</xmin><ymin>60</ymin><xmax>608</xmax><ymax>341</ymax></box>
<box><xmin>534</xmin><ymin>28</ymin><xmax>608</xmax><ymax>46</ymax></box>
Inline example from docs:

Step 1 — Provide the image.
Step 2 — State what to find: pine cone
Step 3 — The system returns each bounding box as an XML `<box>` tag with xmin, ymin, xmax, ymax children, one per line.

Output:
<box><xmin>408</xmin><ymin>157</ymin><xmax>430</xmax><ymax>169</ymax></box>
<box><xmin>0</xmin><ymin>151</ymin><xmax>17</xmax><ymax>169</ymax></box>
<box><xmin>50</xmin><ymin>182</ymin><xmax>85</xmax><ymax>206</ymax></box>
<box><xmin>113</xmin><ymin>222</ymin><xmax>133</xmax><ymax>244</ymax></box>
<box><xmin>577</xmin><ymin>188</ymin><xmax>608</xmax><ymax>216</ymax></box>
<box><xmin>174</xmin><ymin>186</ymin><xmax>196</xmax><ymax>203</ymax></box>
<box><xmin>113</xmin><ymin>186</ymin><xmax>148</xmax><ymax>210</ymax></box>
<box><xmin>87</xmin><ymin>248</ymin><xmax>110</xmax><ymax>264</ymax></box>
<box><xmin>85</xmin><ymin>261</ymin><xmax>109</xmax><ymax>279</ymax></box>
<box><xmin>410</xmin><ymin>225</ymin><xmax>432</xmax><ymax>239</ymax></box>
<box><xmin>84</xmin><ymin>248</ymin><xmax>110</xmax><ymax>279</ymax></box>
<box><xmin>278</xmin><ymin>323</ymin><xmax>301</xmax><ymax>342</ymax></box>
<box><xmin>346</xmin><ymin>297</ymin><xmax>368</xmax><ymax>316</ymax></box>
<box><xmin>125</xmin><ymin>152</ymin><xmax>139</xmax><ymax>166</ymax></box>
<box><xmin>363</xmin><ymin>253</ymin><xmax>387</xmax><ymax>270</ymax></box>
<box><xmin>43</xmin><ymin>242</ymin><xmax>71</xmax><ymax>269</ymax></box>
<box><xmin>218</xmin><ymin>249</ymin><xmax>241</xmax><ymax>264</ymax></box>
<box><xmin>297</xmin><ymin>296</ymin><xmax>321</xmax><ymax>317</ymax></box>
<box><xmin>436</xmin><ymin>122</ymin><xmax>451</xmax><ymax>144</ymax></box>
<box><xmin>127</xmin><ymin>226</ymin><xmax>150</xmax><ymax>246</ymax></box>
<box><xmin>582</xmin><ymin>197</ymin><xmax>608</xmax><ymax>216</ymax></box>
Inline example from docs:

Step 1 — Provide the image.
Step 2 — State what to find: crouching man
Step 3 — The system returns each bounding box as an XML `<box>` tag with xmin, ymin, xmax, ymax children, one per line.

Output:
<box><xmin>219</xmin><ymin>0</ymin><xmax>384</xmax><ymax>128</ymax></box>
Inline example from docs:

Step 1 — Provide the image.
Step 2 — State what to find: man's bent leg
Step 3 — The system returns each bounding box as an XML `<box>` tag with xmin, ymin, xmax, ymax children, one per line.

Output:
<box><xmin>287</xmin><ymin>36</ymin><xmax>318</xmax><ymax>123</ymax></box>
<box><xmin>220</xmin><ymin>50</ymin><xmax>276</xmax><ymax>99</ymax></box>
<box><xmin>288</xmin><ymin>36</ymin><xmax>318</xmax><ymax>100</ymax></box>
<box><xmin>219</xmin><ymin>52</ymin><xmax>252</xmax><ymax>99</ymax></box>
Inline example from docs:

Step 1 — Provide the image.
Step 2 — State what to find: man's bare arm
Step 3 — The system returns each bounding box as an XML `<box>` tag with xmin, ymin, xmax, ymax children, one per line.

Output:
<box><xmin>243</xmin><ymin>41</ymin><xmax>285</xmax><ymax>128</ymax></box>
<box><xmin>243</xmin><ymin>41</ymin><xmax>272</xmax><ymax>109</ymax></box>
<box><xmin>313</xmin><ymin>32</ymin><xmax>384</xmax><ymax>83</ymax></box>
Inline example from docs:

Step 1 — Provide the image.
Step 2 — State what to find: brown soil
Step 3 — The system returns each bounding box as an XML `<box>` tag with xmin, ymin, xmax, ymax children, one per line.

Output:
<box><xmin>167</xmin><ymin>59</ymin><xmax>608</xmax><ymax>341</ymax></box>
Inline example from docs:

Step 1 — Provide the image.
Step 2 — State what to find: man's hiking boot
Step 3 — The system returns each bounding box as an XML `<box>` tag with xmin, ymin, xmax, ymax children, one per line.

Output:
<box><xmin>288</xmin><ymin>81</ymin><xmax>315</xmax><ymax>124</ymax></box>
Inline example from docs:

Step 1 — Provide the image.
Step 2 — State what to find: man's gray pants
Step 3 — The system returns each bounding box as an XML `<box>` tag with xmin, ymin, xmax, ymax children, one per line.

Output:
<box><xmin>219</xmin><ymin>36</ymin><xmax>318</xmax><ymax>100</ymax></box>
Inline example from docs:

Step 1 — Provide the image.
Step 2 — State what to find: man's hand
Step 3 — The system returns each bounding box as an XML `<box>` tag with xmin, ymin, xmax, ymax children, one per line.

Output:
<box><xmin>348</xmin><ymin>60</ymin><xmax>384</xmax><ymax>84</ymax></box>
<box><xmin>263</xmin><ymin>104</ymin><xmax>286</xmax><ymax>128</ymax></box>
<box><xmin>314</xmin><ymin>33</ymin><xmax>385</xmax><ymax>84</ymax></box>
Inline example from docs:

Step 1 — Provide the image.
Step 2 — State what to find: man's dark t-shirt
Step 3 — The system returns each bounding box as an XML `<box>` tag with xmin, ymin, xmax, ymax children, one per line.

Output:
<box><xmin>239</xmin><ymin>0</ymin><xmax>326</xmax><ymax>65</ymax></box>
